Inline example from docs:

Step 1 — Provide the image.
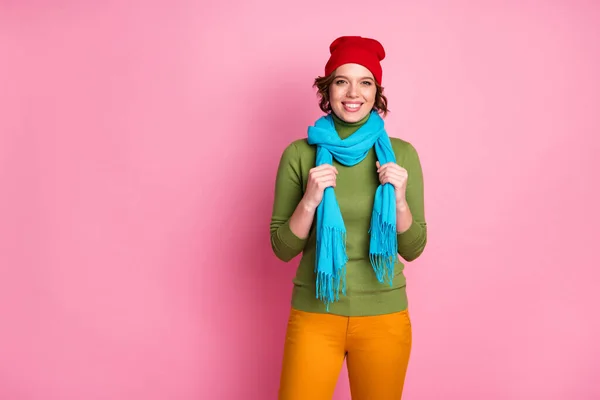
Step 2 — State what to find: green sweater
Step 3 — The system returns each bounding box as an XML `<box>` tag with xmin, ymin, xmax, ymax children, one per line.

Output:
<box><xmin>270</xmin><ymin>113</ymin><xmax>427</xmax><ymax>316</ymax></box>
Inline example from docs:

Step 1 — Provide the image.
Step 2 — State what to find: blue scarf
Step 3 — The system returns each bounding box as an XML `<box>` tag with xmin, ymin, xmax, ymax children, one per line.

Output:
<box><xmin>307</xmin><ymin>110</ymin><xmax>398</xmax><ymax>310</ymax></box>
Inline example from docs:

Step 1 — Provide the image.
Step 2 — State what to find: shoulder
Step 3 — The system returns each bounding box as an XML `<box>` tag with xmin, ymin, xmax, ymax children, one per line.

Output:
<box><xmin>389</xmin><ymin>137</ymin><xmax>419</xmax><ymax>158</ymax></box>
<box><xmin>280</xmin><ymin>139</ymin><xmax>316</xmax><ymax>160</ymax></box>
<box><xmin>290</xmin><ymin>138</ymin><xmax>314</xmax><ymax>152</ymax></box>
<box><xmin>389</xmin><ymin>137</ymin><xmax>423</xmax><ymax>173</ymax></box>
<box><xmin>277</xmin><ymin>139</ymin><xmax>316</xmax><ymax>172</ymax></box>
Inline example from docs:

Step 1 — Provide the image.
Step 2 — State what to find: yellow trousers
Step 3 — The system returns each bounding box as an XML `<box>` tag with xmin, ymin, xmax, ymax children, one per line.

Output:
<box><xmin>278</xmin><ymin>308</ymin><xmax>412</xmax><ymax>400</ymax></box>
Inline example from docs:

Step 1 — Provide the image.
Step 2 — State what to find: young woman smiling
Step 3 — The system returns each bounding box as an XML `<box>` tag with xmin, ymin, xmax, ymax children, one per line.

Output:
<box><xmin>270</xmin><ymin>36</ymin><xmax>428</xmax><ymax>400</ymax></box>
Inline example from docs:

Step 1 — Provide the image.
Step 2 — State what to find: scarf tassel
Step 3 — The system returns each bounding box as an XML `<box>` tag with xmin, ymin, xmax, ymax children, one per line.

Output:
<box><xmin>315</xmin><ymin>227</ymin><xmax>348</xmax><ymax>311</ymax></box>
<box><xmin>369</xmin><ymin>210</ymin><xmax>397</xmax><ymax>286</ymax></box>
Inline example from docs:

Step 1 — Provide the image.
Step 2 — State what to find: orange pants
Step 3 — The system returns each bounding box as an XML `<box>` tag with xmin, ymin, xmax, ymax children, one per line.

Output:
<box><xmin>278</xmin><ymin>308</ymin><xmax>412</xmax><ymax>400</ymax></box>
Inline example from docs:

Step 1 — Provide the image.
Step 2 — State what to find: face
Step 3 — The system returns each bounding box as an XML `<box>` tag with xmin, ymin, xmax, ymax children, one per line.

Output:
<box><xmin>329</xmin><ymin>63</ymin><xmax>377</xmax><ymax>123</ymax></box>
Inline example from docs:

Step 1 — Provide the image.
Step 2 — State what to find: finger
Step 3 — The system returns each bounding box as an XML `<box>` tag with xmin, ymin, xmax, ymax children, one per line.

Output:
<box><xmin>379</xmin><ymin>177</ymin><xmax>395</xmax><ymax>188</ymax></box>
<box><xmin>384</xmin><ymin>179</ymin><xmax>400</xmax><ymax>187</ymax></box>
<box><xmin>381</xmin><ymin>175</ymin><xmax>406</xmax><ymax>187</ymax></box>
<box><xmin>376</xmin><ymin>161</ymin><xmax>380</xmax><ymax>169</ymax></box>
<box><xmin>379</xmin><ymin>172</ymin><xmax>406</xmax><ymax>184</ymax></box>
<box><xmin>311</xmin><ymin>170</ymin><xmax>339</xmax><ymax>181</ymax></box>
<box><xmin>377</xmin><ymin>162</ymin><xmax>393</xmax><ymax>174</ymax></box>
<box><xmin>378</xmin><ymin>166</ymin><xmax>406</xmax><ymax>177</ymax></box>
<box><xmin>309</xmin><ymin>167</ymin><xmax>338</xmax><ymax>177</ymax></box>
<box><xmin>387</xmin><ymin>178</ymin><xmax>407</xmax><ymax>189</ymax></box>
<box><xmin>317</xmin><ymin>179</ymin><xmax>337</xmax><ymax>189</ymax></box>
<box><xmin>313</xmin><ymin>164</ymin><xmax>339</xmax><ymax>174</ymax></box>
<box><xmin>379</xmin><ymin>166</ymin><xmax>407</xmax><ymax>179</ymax></box>
<box><xmin>381</xmin><ymin>170</ymin><xmax>407</xmax><ymax>181</ymax></box>
<box><xmin>378</xmin><ymin>163</ymin><xmax>406</xmax><ymax>174</ymax></box>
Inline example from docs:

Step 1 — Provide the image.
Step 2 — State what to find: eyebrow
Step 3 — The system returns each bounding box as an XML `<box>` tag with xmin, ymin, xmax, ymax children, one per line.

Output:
<box><xmin>334</xmin><ymin>75</ymin><xmax>375</xmax><ymax>81</ymax></box>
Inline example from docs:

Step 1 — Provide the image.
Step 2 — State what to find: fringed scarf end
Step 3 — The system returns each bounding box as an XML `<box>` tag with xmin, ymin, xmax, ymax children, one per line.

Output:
<box><xmin>315</xmin><ymin>226</ymin><xmax>348</xmax><ymax>311</ymax></box>
<box><xmin>369</xmin><ymin>211</ymin><xmax>398</xmax><ymax>285</ymax></box>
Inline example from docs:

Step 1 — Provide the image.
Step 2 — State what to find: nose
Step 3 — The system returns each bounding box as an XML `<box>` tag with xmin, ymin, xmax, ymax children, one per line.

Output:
<box><xmin>346</xmin><ymin>83</ymin><xmax>359</xmax><ymax>98</ymax></box>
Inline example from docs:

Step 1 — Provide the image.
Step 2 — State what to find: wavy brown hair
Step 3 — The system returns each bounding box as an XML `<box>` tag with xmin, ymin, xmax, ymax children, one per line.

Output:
<box><xmin>313</xmin><ymin>73</ymin><xmax>389</xmax><ymax>117</ymax></box>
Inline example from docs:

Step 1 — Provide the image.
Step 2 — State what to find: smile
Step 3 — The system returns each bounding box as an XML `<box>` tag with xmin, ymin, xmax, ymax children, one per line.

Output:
<box><xmin>342</xmin><ymin>103</ymin><xmax>362</xmax><ymax>112</ymax></box>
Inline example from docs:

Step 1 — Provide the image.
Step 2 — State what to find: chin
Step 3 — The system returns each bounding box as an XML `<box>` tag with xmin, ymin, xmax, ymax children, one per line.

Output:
<box><xmin>337</xmin><ymin>110</ymin><xmax>369</xmax><ymax>123</ymax></box>
<box><xmin>343</xmin><ymin>113</ymin><xmax>365</xmax><ymax>123</ymax></box>
<box><xmin>332</xmin><ymin>104</ymin><xmax>372</xmax><ymax>123</ymax></box>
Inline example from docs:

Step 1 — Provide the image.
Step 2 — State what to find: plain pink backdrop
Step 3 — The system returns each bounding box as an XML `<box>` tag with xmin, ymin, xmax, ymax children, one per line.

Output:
<box><xmin>1</xmin><ymin>1</ymin><xmax>599</xmax><ymax>399</ymax></box>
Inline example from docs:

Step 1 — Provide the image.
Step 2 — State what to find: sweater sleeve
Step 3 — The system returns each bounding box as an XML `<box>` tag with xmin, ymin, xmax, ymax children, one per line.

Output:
<box><xmin>270</xmin><ymin>142</ymin><xmax>308</xmax><ymax>262</ymax></box>
<box><xmin>397</xmin><ymin>143</ymin><xmax>428</xmax><ymax>262</ymax></box>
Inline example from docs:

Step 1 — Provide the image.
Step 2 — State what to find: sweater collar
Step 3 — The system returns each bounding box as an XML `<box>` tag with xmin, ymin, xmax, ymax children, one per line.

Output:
<box><xmin>331</xmin><ymin>112</ymin><xmax>371</xmax><ymax>139</ymax></box>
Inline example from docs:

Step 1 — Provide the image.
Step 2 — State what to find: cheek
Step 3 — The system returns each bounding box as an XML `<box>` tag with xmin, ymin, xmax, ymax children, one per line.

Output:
<box><xmin>329</xmin><ymin>87</ymin><xmax>342</xmax><ymax>103</ymax></box>
<box><xmin>366</xmin><ymin>88</ymin><xmax>377</xmax><ymax>102</ymax></box>
<box><xmin>358</xmin><ymin>86</ymin><xmax>376</xmax><ymax>103</ymax></box>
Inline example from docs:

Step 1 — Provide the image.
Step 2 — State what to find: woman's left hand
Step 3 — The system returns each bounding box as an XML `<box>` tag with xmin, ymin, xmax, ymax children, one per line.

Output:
<box><xmin>376</xmin><ymin>161</ymin><xmax>408</xmax><ymax>208</ymax></box>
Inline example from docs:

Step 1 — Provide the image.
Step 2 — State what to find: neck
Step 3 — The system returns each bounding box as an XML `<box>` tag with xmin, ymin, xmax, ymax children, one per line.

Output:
<box><xmin>332</xmin><ymin>112</ymin><xmax>371</xmax><ymax>139</ymax></box>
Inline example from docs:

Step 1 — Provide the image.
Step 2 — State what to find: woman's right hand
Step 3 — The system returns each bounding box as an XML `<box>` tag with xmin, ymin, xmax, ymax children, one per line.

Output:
<box><xmin>301</xmin><ymin>164</ymin><xmax>338</xmax><ymax>212</ymax></box>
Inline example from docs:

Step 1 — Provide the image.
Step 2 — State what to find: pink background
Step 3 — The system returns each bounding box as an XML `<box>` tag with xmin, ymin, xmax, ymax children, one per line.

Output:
<box><xmin>1</xmin><ymin>1</ymin><xmax>599</xmax><ymax>399</ymax></box>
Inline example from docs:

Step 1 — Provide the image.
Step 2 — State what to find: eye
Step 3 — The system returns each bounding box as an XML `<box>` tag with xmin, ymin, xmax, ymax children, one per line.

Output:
<box><xmin>335</xmin><ymin>79</ymin><xmax>347</xmax><ymax>85</ymax></box>
<box><xmin>361</xmin><ymin>81</ymin><xmax>373</xmax><ymax>86</ymax></box>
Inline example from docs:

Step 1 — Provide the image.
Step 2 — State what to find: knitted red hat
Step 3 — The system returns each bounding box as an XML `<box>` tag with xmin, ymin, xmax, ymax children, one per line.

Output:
<box><xmin>324</xmin><ymin>36</ymin><xmax>386</xmax><ymax>84</ymax></box>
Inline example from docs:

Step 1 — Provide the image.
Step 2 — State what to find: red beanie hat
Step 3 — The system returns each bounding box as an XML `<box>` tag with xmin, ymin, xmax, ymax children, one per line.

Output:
<box><xmin>324</xmin><ymin>36</ymin><xmax>386</xmax><ymax>84</ymax></box>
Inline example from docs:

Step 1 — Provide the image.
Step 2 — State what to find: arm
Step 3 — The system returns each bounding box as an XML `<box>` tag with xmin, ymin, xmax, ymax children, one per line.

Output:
<box><xmin>270</xmin><ymin>143</ymin><xmax>310</xmax><ymax>262</ymax></box>
<box><xmin>270</xmin><ymin>142</ymin><xmax>339</xmax><ymax>262</ymax></box>
<box><xmin>396</xmin><ymin>199</ymin><xmax>413</xmax><ymax>233</ymax></box>
<box><xmin>396</xmin><ymin>144</ymin><xmax>427</xmax><ymax>261</ymax></box>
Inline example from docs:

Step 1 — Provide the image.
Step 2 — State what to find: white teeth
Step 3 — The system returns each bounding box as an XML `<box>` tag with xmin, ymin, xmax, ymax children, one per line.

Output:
<box><xmin>345</xmin><ymin>104</ymin><xmax>360</xmax><ymax>109</ymax></box>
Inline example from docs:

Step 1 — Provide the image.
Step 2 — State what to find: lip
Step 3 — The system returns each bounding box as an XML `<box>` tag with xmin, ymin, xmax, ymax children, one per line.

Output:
<box><xmin>342</xmin><ymin>102</ymin><xmax>363</xmax><ymax>112</ymax></box>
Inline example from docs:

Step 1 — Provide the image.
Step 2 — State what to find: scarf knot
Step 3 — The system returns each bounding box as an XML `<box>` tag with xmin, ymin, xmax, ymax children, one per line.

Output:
<box><xmin>307</xmin><ymin>111</ymin><xmax>398</xmax><ymax>310</ymax></box>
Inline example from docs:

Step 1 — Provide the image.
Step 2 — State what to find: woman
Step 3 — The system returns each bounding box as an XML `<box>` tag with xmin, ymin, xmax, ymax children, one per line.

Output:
<box><xmin>270</xmin><ymin>36</ymin><xmax>427</xmax><ymax>400</ymax></box>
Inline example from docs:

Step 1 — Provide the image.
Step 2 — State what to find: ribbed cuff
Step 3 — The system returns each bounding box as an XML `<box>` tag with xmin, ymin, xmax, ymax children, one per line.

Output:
<box><xmin>397</xmin><ymin>220</ymin><xmax>423</xmax><ymax>247</ymax></box>
<box><xmin>278</xmin><ymin>219</ymin><xmax>307</xmax><ymax>253</ymax></box>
